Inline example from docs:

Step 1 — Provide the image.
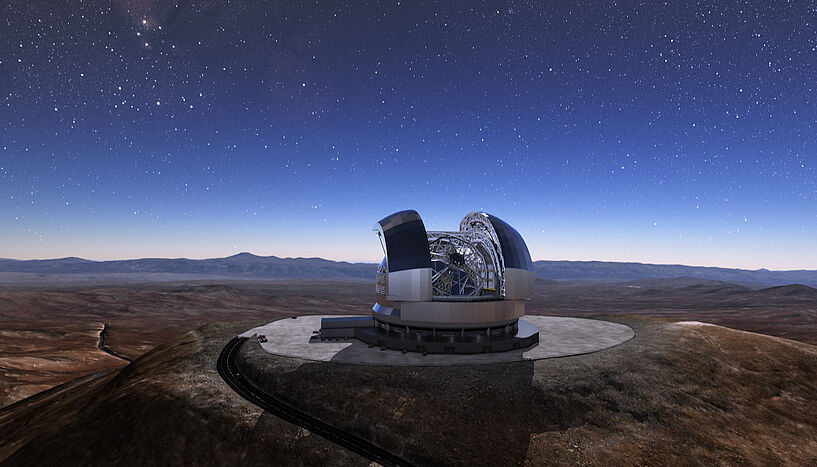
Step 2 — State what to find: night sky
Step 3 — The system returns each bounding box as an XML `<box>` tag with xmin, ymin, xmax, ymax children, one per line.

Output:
<box><xmin>2</xmin><ymin>1</ymin><xmax>816</xmax><ymax>269</ymax></box>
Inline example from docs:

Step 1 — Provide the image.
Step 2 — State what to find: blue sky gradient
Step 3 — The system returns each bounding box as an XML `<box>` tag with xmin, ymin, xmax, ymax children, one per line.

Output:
<box><xmin>1</xmin><ymin>1</ymin><xmax>816</xmax><ymax>269</ymax></box>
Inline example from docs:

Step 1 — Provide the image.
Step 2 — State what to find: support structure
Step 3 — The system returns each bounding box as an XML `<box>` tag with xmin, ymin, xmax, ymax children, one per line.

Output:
<box><xmin>318</xmin><ymin>210</ymin><xmax>539</xmax><ymax>354</ymax></box>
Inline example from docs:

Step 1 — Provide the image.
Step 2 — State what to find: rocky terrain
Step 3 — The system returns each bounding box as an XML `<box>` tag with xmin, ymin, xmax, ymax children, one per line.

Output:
<box><xmin>529</xmin><ymin>278</ymin><xmax>817</xmax><ymax>345</ymax></box>
<box><xmin>1</xmin><ymin>316</ymin><xmax>816</xmax><ymax>465</ymax></box>
<box><xmin>0</xmin><ymin>321</ymin><xmax>365</xmax><ymax>466</ymax></box>
<box><xmin>0</xmin><ymin>279</ymin><xmax>373</xmax><ymax>407</ymax></box>
<box><xmin>2</xmin><ymin>276</ymin><xmax>816</xmax><ymax>409</ymax></box>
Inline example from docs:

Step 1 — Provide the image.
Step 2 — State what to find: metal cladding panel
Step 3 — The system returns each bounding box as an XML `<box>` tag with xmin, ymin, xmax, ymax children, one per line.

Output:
<box><xmin>320</xmin><ymin>316</ymin><xmax>374</xmax><ymax>329</ymax></box>
<box><xmin>484</xmin><ymin>214</ymin><xmax>534</xmax><ymax>272</ymax></box>
<box><xmin>399</xmin><ymin>300</ymin><xmax>525</xmax><ymax>327</ymax></box>
<box><xmin>504</xmin><ymin>267</ymin><xmax>535</xmax><ymax>300</ymax></box>
<box><xmin>378</xmin><ymin>210</ymin><xmax>432</xmax><ymax>273</ymax></box>
<box><xmin>387</xmin><ymin>268</ymin><xmax>433</xmax><ymax>302</ymax></box>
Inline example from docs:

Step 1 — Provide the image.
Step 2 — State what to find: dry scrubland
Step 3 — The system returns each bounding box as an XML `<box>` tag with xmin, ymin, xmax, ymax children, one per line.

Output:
<box><xmin>1</xmin><ymin>316</ymin><xmax>815</xmax><ymax>465</ymax></box>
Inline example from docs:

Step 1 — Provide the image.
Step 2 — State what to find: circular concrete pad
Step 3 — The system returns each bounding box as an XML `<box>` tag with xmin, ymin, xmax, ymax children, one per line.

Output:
<box><xmin>240</xmin><ymin>315</ymin><xmax>634</xmax><ymax>366</ymax></box>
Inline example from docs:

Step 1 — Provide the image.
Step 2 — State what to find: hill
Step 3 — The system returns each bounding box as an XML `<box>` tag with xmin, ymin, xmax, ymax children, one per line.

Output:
<box><xmin>2</xmin><ymin>276</ymin><xmax>816</xmax><ymax>411</ymax></box>
<box><xmin>2</xmin><ymin>255</ymin><xmax>817</xmax><ymax>286</ymax></box>
<box><xmin>0</xmin><ymin>280</ymin><xmax>376</xmax><ymax>407</ymax></box>
<box><xmin>533</xmin><ymin>260</ymin><xmax>817</xmax><ymax>286</ymax></box>
<box><xmin>529</xmin><ymin>280</ymin><xmax>817</xmax><ymax>345</ymax></box>
<box><xmin>0</xmin><ymin>321</ymin><xmax>365</xmax><ymax>466</ymax></box>
<box><xmin>1</xmin><ymin>317</ymin><xmax>816</xmax><ymax>465</ymax></box>
<box><xmin>0</xmin><ymin>253</ymin><xmax>374</xmax><ymax>281</ymax></box>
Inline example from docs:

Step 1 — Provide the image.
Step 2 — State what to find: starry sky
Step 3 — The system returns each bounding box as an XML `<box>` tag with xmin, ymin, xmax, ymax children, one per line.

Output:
<box><xmin>1</xmin><ymin>1</ymin><xmax>816</xmax><ymax>269</ymax></box>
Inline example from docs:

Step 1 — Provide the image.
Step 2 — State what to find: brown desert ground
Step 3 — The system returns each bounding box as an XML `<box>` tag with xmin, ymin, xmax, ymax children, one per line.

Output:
<box><xmin>1</xmin><ymin>274</ymin><xmax>816</xmax><ymax>409</ymax></box>
<box><xmin>0</xmin><ymin>278</ymin><xmax>372</xmax><ymax>407</ymax></box>
<box><xmin>1</xmin><ymin>316</ymin><xmax>816</xmax><ymax>465</ymax></box>
<box><xmin>0</xmin><ymin>321</ymin><xmax>366</xmax><ymax>466</ymax></box>
<box><xmin>531</xmin><ymin>277</ymin><xmax>817</xmax><ymax>345</ymax></box>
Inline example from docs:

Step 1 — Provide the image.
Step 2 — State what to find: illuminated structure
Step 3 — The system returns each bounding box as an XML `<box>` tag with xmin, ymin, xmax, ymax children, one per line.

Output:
<box><xmin>318</xmin><ymin>210</ymin><xmax>539</xmax><ymax>354</ymax></box>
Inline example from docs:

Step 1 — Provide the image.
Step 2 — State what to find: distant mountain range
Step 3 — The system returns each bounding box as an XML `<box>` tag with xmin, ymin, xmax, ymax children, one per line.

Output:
<box><xmin>533</xmin><ymin>260</ymin><xmax>817</xmax><ymax>287</ymax></box>
<box><xmin>1</xmin><ymin>253</ymin><xmax>816</xmax><ymax>286</ymax></box>
<box><xmin>0</xmin><ymin>253</ymin><xmax>375</xmax><ymax>281</ymax></box>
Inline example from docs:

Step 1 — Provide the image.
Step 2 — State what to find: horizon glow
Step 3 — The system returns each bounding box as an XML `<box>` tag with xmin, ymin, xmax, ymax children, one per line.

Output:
<box><xmin>2</xmin><ymin>2</ymin><xmax>816</xmax><ymax>270</ymax></box>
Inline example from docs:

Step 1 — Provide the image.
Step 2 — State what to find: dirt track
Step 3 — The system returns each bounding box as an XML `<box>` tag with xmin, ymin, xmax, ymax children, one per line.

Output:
<box><xmin>2</xmin><ymin>316</ymin><xmax>814</xmax><ymax>465</ymax></box>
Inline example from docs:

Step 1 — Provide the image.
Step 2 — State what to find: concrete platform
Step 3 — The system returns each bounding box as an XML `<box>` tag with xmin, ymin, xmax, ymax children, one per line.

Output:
<box><xmin>239</xmin><ymin>315</ymin><xmax>634</xmax><ymax>366</ymax></box>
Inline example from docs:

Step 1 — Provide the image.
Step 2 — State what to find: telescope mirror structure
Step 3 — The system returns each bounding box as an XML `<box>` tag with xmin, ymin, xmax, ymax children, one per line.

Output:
<box><xmin>318</xmin><ymin>210</ymin><xmax>539</xmax><ymax>354</ymax></box>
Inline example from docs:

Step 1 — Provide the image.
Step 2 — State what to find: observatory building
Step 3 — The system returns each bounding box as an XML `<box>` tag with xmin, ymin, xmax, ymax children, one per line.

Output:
<box><xmin>318</xmin><ymin>210</ymin><xmax>539</xmax><ymax>354</ymax></box>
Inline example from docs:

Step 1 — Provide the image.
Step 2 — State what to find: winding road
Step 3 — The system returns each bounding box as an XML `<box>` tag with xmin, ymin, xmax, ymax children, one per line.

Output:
<box><xmin>217</xmin><ymin>337</ymin><xmax>413</xmax><ymax>467</ymax></box>
<box><xmin>98</xmin><ymin>323</ymin><xmax>134</xmax><ymax>363</ymax></box>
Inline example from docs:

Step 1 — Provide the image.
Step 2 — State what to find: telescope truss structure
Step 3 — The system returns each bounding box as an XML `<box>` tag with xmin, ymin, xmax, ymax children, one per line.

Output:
<box><xmin>426</xmin><ymin>227</ymin><xmax>504</xmax><ymax>298</ymax></box>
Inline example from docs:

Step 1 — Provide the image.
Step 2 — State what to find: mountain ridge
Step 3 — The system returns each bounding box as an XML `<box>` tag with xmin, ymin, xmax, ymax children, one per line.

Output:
<box><xmin>536</xmin><ymin>260</ymin><xmax>817</xmax><ymax>285</ymax></box>
<box><xmin>1</xmin><ymin>254</ymin><xmax>817</xmax><ymax>286</ymax></box>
